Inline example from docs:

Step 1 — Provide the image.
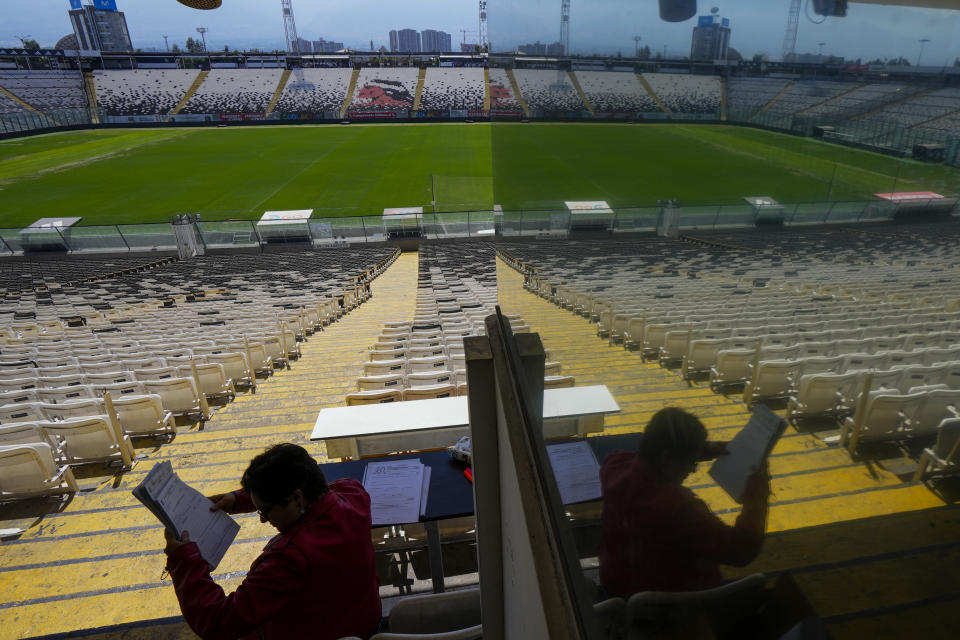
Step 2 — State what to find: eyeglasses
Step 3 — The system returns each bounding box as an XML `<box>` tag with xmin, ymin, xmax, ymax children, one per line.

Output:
<box><xmin>253</xmin><ymin>493</ymin><xmax>293</xmax><ymax>520</ymax></box>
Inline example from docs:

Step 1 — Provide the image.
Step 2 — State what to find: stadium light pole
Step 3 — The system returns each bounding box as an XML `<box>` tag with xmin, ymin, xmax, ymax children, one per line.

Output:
<box><xmin>163</xmin><ymin>35</ymin><xmax>170</xmax><ymax>52</ymax></box>
<box><xmin>818</xmin><ymin>42</ymin><xmax>825</xmax><ymax>59</ymax></box>
<box><xmin>917</xmin><ymin>38</ymin><xmax>930</xmax><ymax>67</ymax></box>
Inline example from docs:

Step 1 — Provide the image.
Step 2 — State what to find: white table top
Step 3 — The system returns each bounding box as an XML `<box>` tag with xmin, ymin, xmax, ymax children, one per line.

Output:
<box><xmin>311</xmin><ymin>385</ymin><xmax>619</xmax><ymax>441</ymax></box>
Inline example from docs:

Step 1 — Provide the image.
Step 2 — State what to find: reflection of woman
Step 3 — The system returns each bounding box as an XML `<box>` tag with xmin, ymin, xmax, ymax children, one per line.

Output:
<box><xmin>599</xmin><ymin>408</ymin><xmax>770</xmax><ymax>597</ymax></box>
<box><xmin>163</xmin><ymin>444</ymin><xmax>382</xmax><ymax>640</ymax></box>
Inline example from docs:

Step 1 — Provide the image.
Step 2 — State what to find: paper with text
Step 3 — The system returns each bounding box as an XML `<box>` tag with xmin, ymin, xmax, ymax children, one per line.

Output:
<box><xmin>547</xmin><ymin>441</ymin><xmax>602</xmax><ymax>505</ymax></box>
<box><xmin>133</xmin><ymin>461</ymin><xmax>240</xmax><ymax>569</ymax></box>
<box><xmin>363</xmin><ymin>459</ymin><xmax>425</xmax><ymax>525</ymax></box>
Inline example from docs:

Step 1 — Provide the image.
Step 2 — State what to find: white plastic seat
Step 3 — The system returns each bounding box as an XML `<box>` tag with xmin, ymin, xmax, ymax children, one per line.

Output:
<box><xmin>133</xmin><ymin>366</ymin><xmax>179</xmax><ymax>382</ymax></box>
<box><xmin>182</xmin><ymin>362</ymin><xmax>235</xmax><ymax>400</ymax></box>
<box><xmin>914</xmin><ymin>417</ymin><xmax>960</xmax><ymax>481</ymax></box>
<box><xmin>0</xmin><ymin>402</ymin><xmax>46</xmax><ymax>424</ymax></box>
<box><xmin>90</xmin><ymin>381</ymin><xmax>144</xmax><ymax>398</ymax></box>
<box><xmin>0</xmin><ymin>378</ymin><xmax>40</xmax><ymax>393</ymax></box>
<box><xmin>0</xmin><ymin>368</ymin><xmax>38</xmax><ymax>382</ymax></box>
<box><xmin>346</xmin><ymin>389</ymin><xmax>402</xmax><ymax>405</ymax></box>
<box><xmin>370</xmin><ymin>348</ymin><xmax>407</xmax><ymax>362</ymax></box>
<box><xmin>140</xmin><ymin>377</ymin><xmax>209</xmax><ymax>420</ymax></box>
<box><xmin>108</xmin><ymin>393</ymin><xmax>176</xmax><ymax>439</ymax></box>
<box><xmin>901</xmin><ymin>389</ymin><xmax>960</xmax><ymax>437</ymax></box>
<box><xmin>682</xmin><ymin>339</ymin><xmax>726</xmax><ymax>380</ymax></box>
<box><xmin>39</xmin><ymin>374</ymin><xmax>87</xmax><ymax>388</ymax></box>
<box><xmin>0</xmin><ymin>422</ymin><xmax>57</xmax><ymax>449</ymax></box>
<box><xmin>786</xmin><ymin>371</ymin><xmax>863</xmax><ymax>422</ymax></box>
<box><xmin>40</xmin><ymin>416</ymin><xmax>134</xmax><ymax>468</ymax></box>
<box><xmin>36</xmin><ymin>385</ymin><xmax>95</xmax><ymax>404</ymax></box>
<box><xmin>744</xmin><ymin>360</ymin><xmax>802</xmax><ymax>405</ymax></box>
<box><xmin>407</xmin><ymin>346</ymin><xmax>447</xmax><ymax>359</ymax></box>
<box><xmin>245</xmin><ymin>340</ymin><xmax>275</xmax><ymax>375</ymax></box>
<box><xmin>840</xmin><ymin>391</ymin><xmax>926</xmax><ymax>452</ymax></box>
<box><xmin>841</xmin><ymin>353</ymin><xmax>889</xmax><ymax>373</ymax></box>
<box><xmin>710</xmin><ymin>349</ymin><xmax>755</xmax><ymax>390</ymax></box>
<box><xmin>402</xmin><ymin>385</ymin><xmax>457</xmax><ymax>401</ymax></box>
<box><xmin>40</xmin><ymin>398</ymin><xmax>105</xmax><ymax>422</ymax></box>
<box><xmin>206</xmin><ymin>352</ymin><xmax>256</xmax><ymax>390</ymax></box>
<box><xmin>85</xmin><ymin>370</ymin><xmax>136</xmax><ymax>386</ymax></box>
<box><xmin>364</xmin><ymin>359</ymin><xmax>407</xmax><ymax>377</ymax></box>
<box><xmin>357</xmin><ymin>374</ymin><xmax>405</xmax><ymax>392</ymax></box>
<box><xmin>407</xmin><ymin>356</ymin><xmax>449</xmax><ymax>374</ymax></box>
<box><xmin>406</xmin><ymin>371</ymin><xmax>455</xmax><ymax>388</ymax></box>
<box><xmin>0</xmin><ymin>443</ymin><xmax>78</xmax><ymax>502</ymax></box>
<box><xmin>0</xmin><ymin>389</ymin><xmax>38</xmax><ymax>405</ymax></box>
<box><xmin>543</xmin><ymin>375</ymin><xmax>576</xmax><ymax>390</ymax></box>
<box><xmin>373</xmin><ymin>341</ymin><xmax>407</xmax><ymax>351</ymax></box>
<box><xmin>81</xmin><ymin>360</ymin><xmax>125</xmax><ymax>375</ymax></box>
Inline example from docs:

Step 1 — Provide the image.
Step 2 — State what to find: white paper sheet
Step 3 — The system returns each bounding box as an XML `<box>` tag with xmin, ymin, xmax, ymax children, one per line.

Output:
<box><xmin>547</xmin><ymin>441</ymin><xmax>602</xmax><ymax>505</ymax></box>
<box><xmin>363</xmin><ymin>459</ymin><xmax>425</xmax><ymax>525</ymax></box>
<box><xmin>138</xmin><ymin>461</ymin><xmax>240</xmax><ymax>569</ymax></box>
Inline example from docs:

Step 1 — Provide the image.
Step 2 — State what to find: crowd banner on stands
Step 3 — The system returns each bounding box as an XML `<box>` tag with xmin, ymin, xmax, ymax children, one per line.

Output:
<box><xmin>449</xmin><ymin>109</ymin><xmax>468</xmax><ymax>119</ymax></box>
<box><xmin>349</xmin><ymin>111</ymin><xmax>403</xmax><ymax>120</ymax></box>
<box><xmin>468</xmin><ymin>110</ymin><xmax>488</xmax><ymax>118</ymax></box>
<box><xmin>170</xmin><ymin>113</ymin><xmax>218</xmax><ymax>122</ymax></box>
<box><xmin>324</xmin><ymin>111</ymin><xmax>341</xmax><ymax>119</ymax></box>
<box><xmin>106</xmin><ymin>115</ymin><xmax>160</xmax><ymax>123</ymax></box>
<box><xmin>640</xmin><ymin>112</ymin><xmax>670</xmax><ymax>120</ymax></box>
<box><xmin>491</xmin><ymin>110</ymin><xmax>522</xmax><ymax>118</ymax></box>
<box><xmin>243</xmin><ymin>113</ymin><xmax>266</xmax><ymax>121</ymax></box>
<box><xmin>221</xmin><ymin>113</ymin><xmax>244</xmax><ymax>122</ymax></box>
<box><xmin>283</xmin><ymin>113</ymin><xmax>300</xmax><ymax>120</ymax></box>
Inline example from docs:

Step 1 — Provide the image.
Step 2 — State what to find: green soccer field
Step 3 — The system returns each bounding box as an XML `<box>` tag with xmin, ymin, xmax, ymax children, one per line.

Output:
<box><xmin>0</xmin><ymin>122</ymin><xmax>957</xmax><ymax>227</ymax></box>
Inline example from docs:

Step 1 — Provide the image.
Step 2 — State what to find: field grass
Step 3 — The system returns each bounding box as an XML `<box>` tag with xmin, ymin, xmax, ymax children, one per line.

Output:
<box><xmin>0</xmin><ymin>122</ymin><xmax>957</xmax><ymax>227</ymax></box>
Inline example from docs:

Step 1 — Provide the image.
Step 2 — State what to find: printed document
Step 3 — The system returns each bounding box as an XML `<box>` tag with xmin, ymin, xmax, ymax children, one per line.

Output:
<box><xmin>547</xmin><ymin>440</ymin><xmax>602</xmax><ymax>504</ymax></box>
<box><xmin>363</xmin><ymin>459</ymin><xmax>427</xmax><ymax>525</ymax></box>
<box><xmin>709</xmin><ymin>405</ymin><xmax>787</xmax><ymax>503</ymax></box>
<box><xmin>133</xmin><ymin>460</ymin><xmax>240</xmax><ymax>569</ymax></box>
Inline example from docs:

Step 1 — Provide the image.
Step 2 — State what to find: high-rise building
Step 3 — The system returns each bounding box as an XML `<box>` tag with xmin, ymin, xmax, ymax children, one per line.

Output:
<box><xmin>389</xmin><ymin>30</ymin><xmax>399</xmax><ymax>52</ymax></box>
<box><xmin>399</xmin><ymin>29</ymin><xmax>421</xmax><ymax>52</ymax></box>
<box><xmin>68</xmin><ymin>1</ymin><xmax>133</xmax><ymax>52</ymax></box>
<box><xmin>517</xmin><ymin>41</ymin><xmax>564</xmax><ymax>56</ymax></box>
<box><xmin>421</xmin><ymin>29</ymin><xmax>452</xmax><ymax>52</ymax></box>
<box><xmin>295</xmin><ymin>37</ymin><xmax>313</xmax><ymax>53</ymax></box>
<box><xmin>690</xmin><ymin>14</ymin><xmax>731</xmax><ymax>61</ymax></box>
<box><xmin>312</xmin><ymin>38</ymin><xmax>344</xmax><ymax>53</ymax></box>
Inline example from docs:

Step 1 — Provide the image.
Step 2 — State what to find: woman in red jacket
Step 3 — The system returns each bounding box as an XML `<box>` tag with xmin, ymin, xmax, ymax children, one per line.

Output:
<box><xmin>163</xmin><ymin>443</ymin><xmax>382</xmax><ymax>640</ymax></box>
<box><xmin>598</xmin><ymin>407</ymin><xmax>770</xmax><ymax>597</ymax></box>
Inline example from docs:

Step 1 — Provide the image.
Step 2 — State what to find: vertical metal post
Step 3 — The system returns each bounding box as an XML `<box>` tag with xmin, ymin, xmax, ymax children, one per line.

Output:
<box><xmin>0</xmin><ymin>233</ymin><xmax>13</xmax><ymax>254</ymax></box>
<box><xmin>360</xmin><ymin>216</ymin><xmax>368</xmax><ymax>242</ymax></box>
<box><xmin>115</xmin><ymin>225</ymin><xmax>131</xmax><ymax>251</ymax></box>
<box><xmin>53</xmin><ymin>226</ymin><xmax>72</xmax><ymax>253</ymax></box>
<box><xmin>467</xmin><ymin>210</ymin><xmax>471</xmax><ymax>237</ymax></box>
<box><xmin>823</xmin><ymin>202</ymin><xmax>836</xmax><ymax>223</ymax></box>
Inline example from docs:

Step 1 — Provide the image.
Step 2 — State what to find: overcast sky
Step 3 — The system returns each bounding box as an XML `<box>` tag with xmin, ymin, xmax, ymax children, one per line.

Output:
<box><xmin>4</xmin><ymin>0</ymin><xmax>960</xmax><ymax>64</ymax></box>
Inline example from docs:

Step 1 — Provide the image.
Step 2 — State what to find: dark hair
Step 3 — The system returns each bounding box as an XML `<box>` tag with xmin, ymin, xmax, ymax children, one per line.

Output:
<box><xmin>638</xmin><ymin>407</ymin><xmax>707</xmax><ymax>465</ymax></box>
<box><xmin>241</xmin><ymin>443</ymin><xmax>328</xmax><ymax>505</ymax></box>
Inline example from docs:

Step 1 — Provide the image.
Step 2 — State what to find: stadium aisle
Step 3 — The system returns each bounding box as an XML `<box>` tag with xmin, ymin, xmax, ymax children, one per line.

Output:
<box><xmin>496</xmin><ymin>257</ymin><xmax>960</xmax><ymax>639</ymax></box>
<box><xmin>0</xmin><ymin>252</ymin><xmax>419</xmax><ymax>640</ymax></box>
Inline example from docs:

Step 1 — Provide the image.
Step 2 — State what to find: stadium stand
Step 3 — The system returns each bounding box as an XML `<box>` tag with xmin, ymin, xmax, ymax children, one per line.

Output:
<box><xmin>0</xmin><ymin>91</ymin><xmax>24</xmax><ymax>115</ymax></box>
<box><xmin>726</xmin><ymin>77</ymin><xmax>793</xmax><ymax>115</ymax></box>
<box><xmin>349</xmin><ymin>67</ymin><xmax>419</xmax><ymax>112</ymax></box>
<box><xmin>93</xmin><ymin>69</ymin><xmax>200</xmax><ymax>116</ymax></box>
<box><xmin>180</xmin><ymin>69</ymin><xmax>283</xmax><ymax>114</ymax></box>
<box><xmin>764</xmin><ymin>80</ymin><xmax>861</xmax><ymax>116</ymax></box>
<box><xmin>418</xmin><ymin>68</ymin><xmax>485</xmax><ymax>111</ymax></box>
<box><xmin>487</xmin><ymin>68</ymin><xmax>521</xmax><ymax>111</ymax></box>
<box><xmin>869</xmin><ymin>87</ymin><xmax>960</xmax><ymax>130</ymax></box>
<box><xmin>574</xmin><ymin>71</ymin><xmax>659</xmax><ymax>113</ymax></box>
<box><xmin>512</xmin><ymin>69</ymin><xmax>586</xmax><ymax>112</ymax></box>
<box><xmin>642</xmin><ymin>73</ymin><xmax>721</xmax><ymax>114</ymax></box>
<box><xmin>801</xmin><ymin>82</ymin><xmax>909</xmax><ymax>118</ymax></box>
<box><xmin>0</xmin><ymin>249</ymin><xmax>397</xmax><ymax>495</ymax></box>
<box><xmin>499</xmin><ymin>221</ymin><xmax>960</xmax><ymax>457</ymax></box>
<box><xmin>0</xmin><ymin>70</ymin><xmax>88</xmax><ymax>112</ymax></box>
<box><xmin>273</xmin><ymin>68</ymin><xmax>354</xmax><ymax>115</ymax></box>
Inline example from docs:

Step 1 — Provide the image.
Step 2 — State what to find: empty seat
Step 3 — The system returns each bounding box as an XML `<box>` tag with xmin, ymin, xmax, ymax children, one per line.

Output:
<box><xmin>346</xmin><ymin>389</ymin><xmax>402</xmax><ymax>405</ymax></box>
<box><xmin>840</xmin><ymin>391</ymin><xmax>926</xmax><ymax>452</ymax></box>
<box><xmin>357</xmin><ymin>374</ymin><xmax>405</xmax><ymax>391</ymax></box>
<box><xmin>0</xmin><ymin>402</ymin><xmax>46</xmax><ymax>424</ymax></box>
<box><xmin>40</xmin><ymin>416</ymin><xmax>134</xmax><ymax>468</ymax></box>
<box><xmin>40</xmin><ymin>398</ymin><xmax>104</xmax><ymax>422</ymax></box>
<box><xmin>364</xmin><ymin>359</ymin><xmax>407</xmax><ymax>377</ymax></box>
<box><xmin>0</xmin><ymin>443</ymin><xmax>78</xmax><ymax>502</ymax></box>
<box><xmin>543</xmin><ymin>375</ymin><xmax>576</xmax><ymax>389</ymax></box>
<box><xmin>141</xmin><ymin>378</ymin><xmax>209</xmax><ymax>420</ymax></box>
<box><xmin>407</xmin><ymin>357</ymin><xmax>449</xmax><ymax>374</ymax></box>
<box><xmin>402</xmin><ymin>385</ymin><xmax>457</xmax><ymax>401</ymax></box>
<box><xmin>914</xmin><ymin>417</ymin><xmax>960</xmax><ymax>481</ymax></box>
<box><xmin>108</xmin><ymin>393</ymin><xmax>176</xmax><ymax>439</ymax></box>
<box><xmin>36</xmin><ymin>385</ymin><xmax>95</xmax><ymax>404</ymax></box>
<box><xmin>178</xmin><ymin>363</ymin><xmax>235</xmax><ymax>401</ymax></box>
<box><xmin>786</xmin><ymin>372</ymin><xmax>862</xmax><ymax>422</ymax></box>
<box><xmin>406</xmin><ymin>371</ymin><xmax>455</xmax><ymax>388</ymax></box>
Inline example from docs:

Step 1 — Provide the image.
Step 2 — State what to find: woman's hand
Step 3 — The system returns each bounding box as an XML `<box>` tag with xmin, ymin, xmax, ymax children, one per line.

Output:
<box><xmin>164</xmin><ymin>528</ymin><xmax>191</xmax><ymax>555</ymax></box>
<box><xmin>697</xmin><ymin>440</ymin><xmax>730</xmax><ymax>461</ymax></box>
<box><xmin>208</xmin><ymin>492</ymin><xmax>236</xmax><ymax>513</ymax></box>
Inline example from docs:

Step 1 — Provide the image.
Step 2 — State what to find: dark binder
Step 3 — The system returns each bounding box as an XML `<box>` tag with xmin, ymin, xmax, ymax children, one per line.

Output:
<box><xmin>708</xmin><ymin>405</ymin><xmax>786</xmax><ymax>504</ymax></box>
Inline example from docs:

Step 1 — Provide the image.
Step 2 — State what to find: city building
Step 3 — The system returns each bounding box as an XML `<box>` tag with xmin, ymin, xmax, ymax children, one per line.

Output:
<box><xmin>517</xmin><ymin>41</ymin><xmax>564</xmax><ymax>56</ymax></box>
<box><xmin>421</xmin><ymin>29</ymin><xmax>452</xmax><ymax>52</ymax></box>
<box><xmin>295</xmin><ymin>37</ymin><xmax>313</xmax><ymax>54</ymax></box>
<box><xmin>312</xmin><ymin>38</ymin><xmax>344</xmax><ymax>53</ymax></box>
<box><xmin>690</xmin><ymin>13</ymin><xmax>731</xmax><ymax>61</ymax></box>
<box><xmin>389</xmin><ymin>29</ymin><xmax>421</xmax><ymax>52</ymax></box>
<box><xmin>68</xmin><ymin>0</ymin><xmax>133</xmax><ymax>52</ymax></box>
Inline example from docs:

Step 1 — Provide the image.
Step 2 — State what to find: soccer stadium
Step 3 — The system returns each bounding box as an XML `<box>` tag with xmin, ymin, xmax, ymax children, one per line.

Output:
<box><xmin>2</xmin><ymin>0</ymin><xmax>960</xmax><ymax>638</ymax></box>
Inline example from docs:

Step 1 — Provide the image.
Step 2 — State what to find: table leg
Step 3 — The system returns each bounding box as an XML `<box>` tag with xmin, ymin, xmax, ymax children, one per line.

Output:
<box><xmin>424</xmin><ymin>520</ymin><xmax>445</xmax><ymax>593</ymax></box>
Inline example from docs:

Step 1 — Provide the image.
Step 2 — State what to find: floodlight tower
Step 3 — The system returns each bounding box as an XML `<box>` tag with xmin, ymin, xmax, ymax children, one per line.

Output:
<box><xmin>781</xmin><ymin>0</ymin><xmax>801</xmax><ymax>61</ymax></box>
<box><xmin>560</xmin><ymin>0</ymin><xmax>570</xmax><ymax>55</ymax></box>
<box><xmin>479</xmin><ymin>0</ymin><xmax>488</xmax><ymax>51</ymax></box>
<box><xmin>281</xmin><ymin>0</ymin><xmax>301</xmax><ymax>55</ymax></box>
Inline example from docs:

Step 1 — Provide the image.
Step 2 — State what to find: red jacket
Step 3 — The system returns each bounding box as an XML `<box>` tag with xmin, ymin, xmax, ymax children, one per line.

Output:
<box><xmin>166</xmin><ymin>479</ymin><xmax>381</xmax><ymax>640</ymax></box>
<box><xmin>598</xmin><ymin>451</ymin><xmax>768</xmax><ymax>596</ymax></box>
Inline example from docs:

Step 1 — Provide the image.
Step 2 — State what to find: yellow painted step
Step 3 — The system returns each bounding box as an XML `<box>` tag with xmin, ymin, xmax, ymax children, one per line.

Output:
<box><xmin>169</xmin><ymin>70</ymin><xmax>208</xmax><ymax>117</ymax></box>
<box><xmin>341</xmin><ymin>67</ymin><xmax>360</xmax><ymax>118</ymax></box>
<box><xmin>266</xmin><ymin>68</ymin><xmax>292</xmax><ymax>115</ymax></box>
<box><xmin>413</xmin><ymin>67</ymin><xmax>427</xmax><ymax>111</ymax></box>
<box><xmin>504</xmin><ymin>68</ymin><xmax>530</xmax><ymax>117</ymax></box>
